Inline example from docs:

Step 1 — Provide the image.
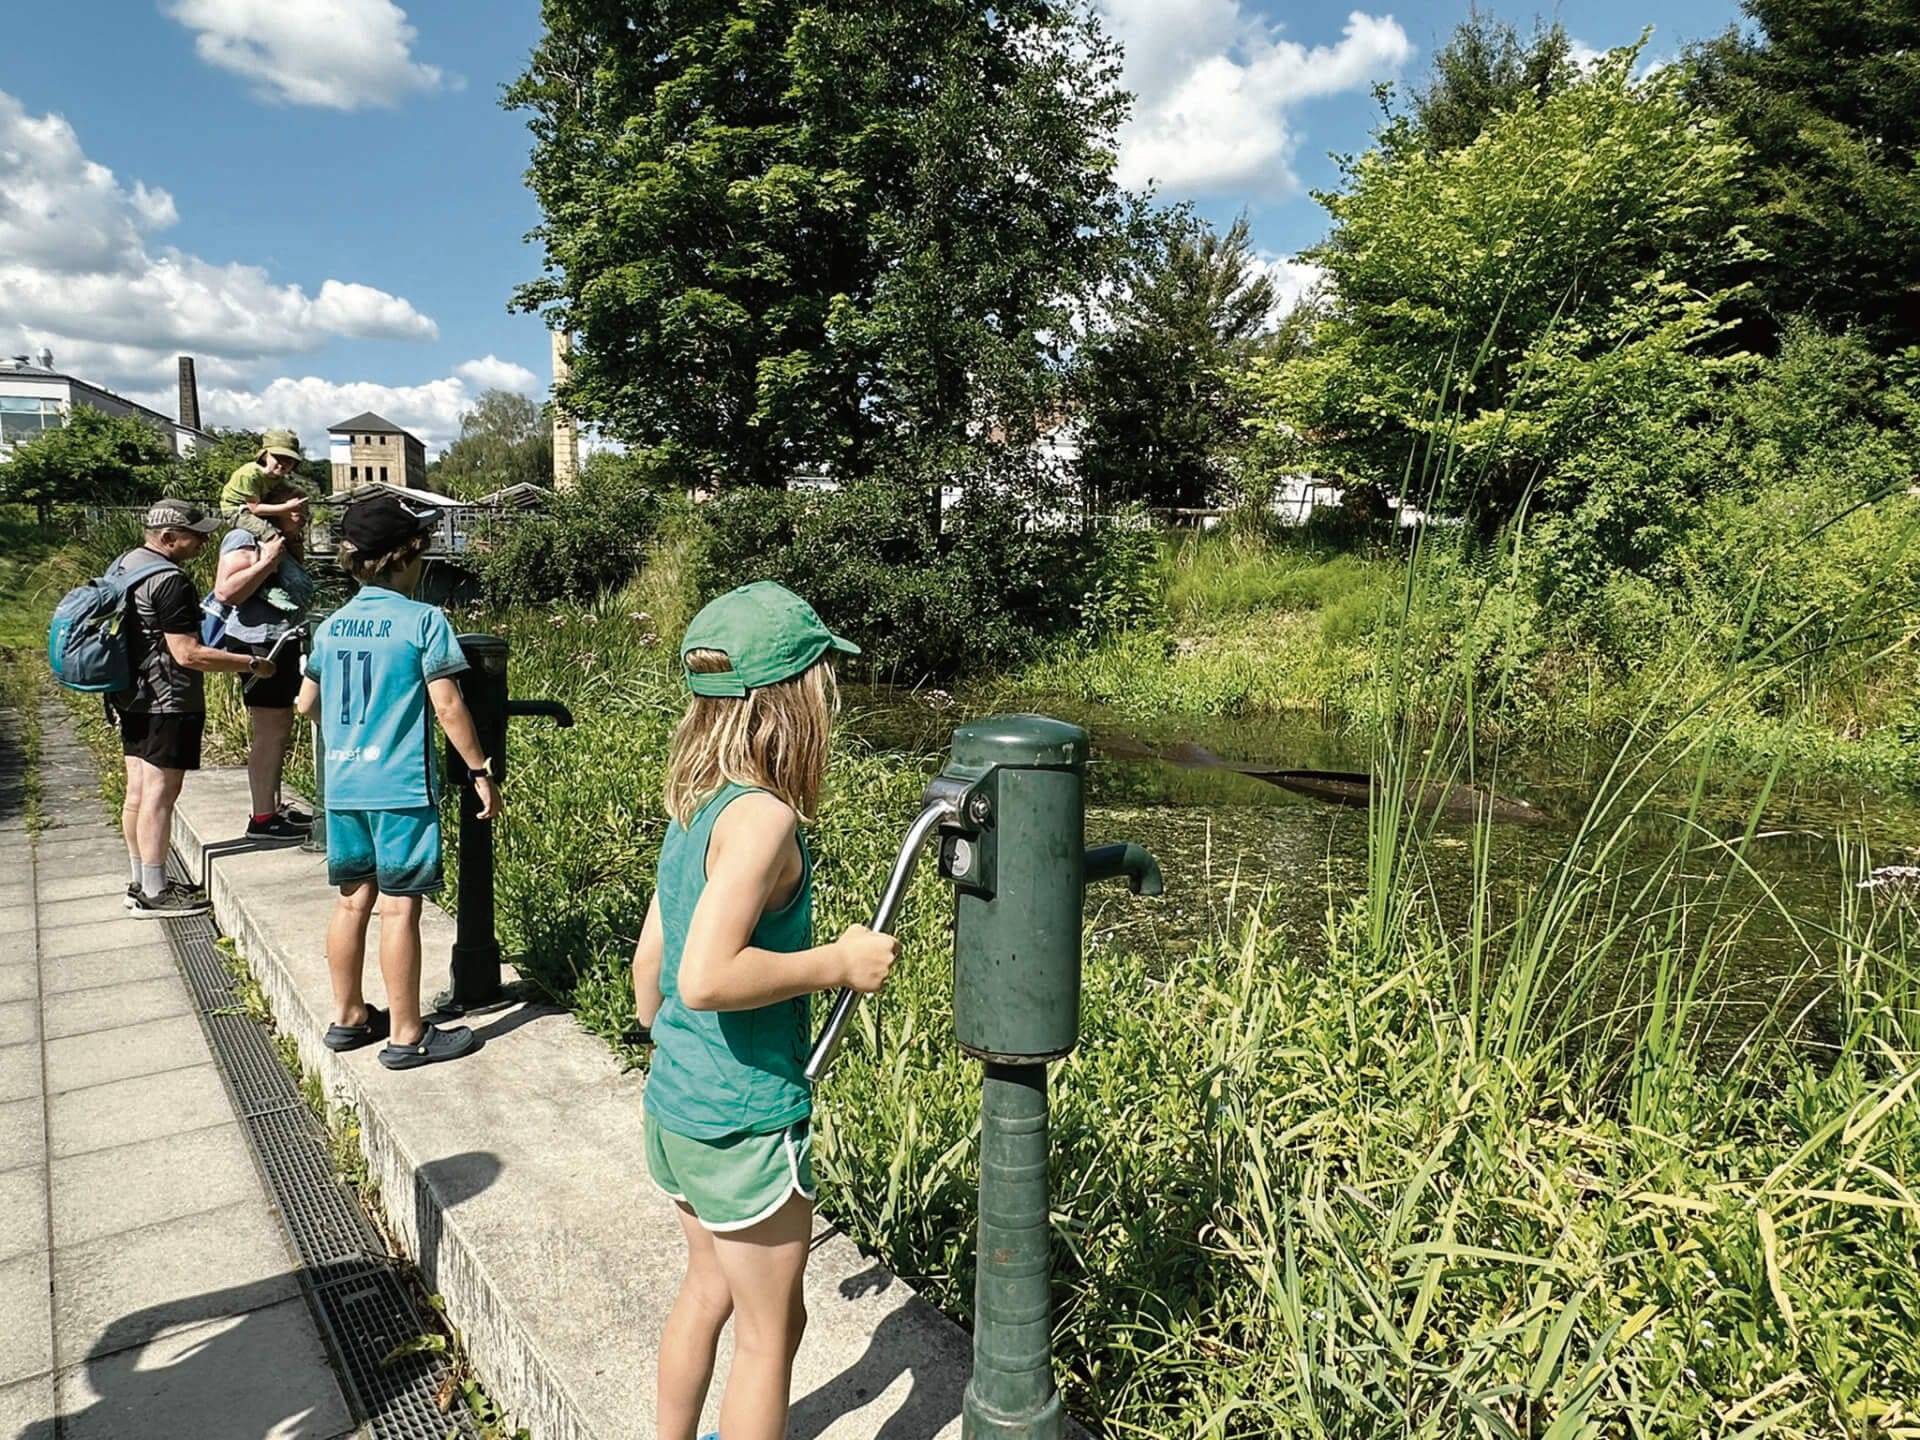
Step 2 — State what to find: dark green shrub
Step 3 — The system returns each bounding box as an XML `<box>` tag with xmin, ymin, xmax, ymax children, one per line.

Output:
<box><xmin>465</xmin><ymin>453</ymin><xmax>668</xmax><ymax>606</ymax></box>
<box><xmin>696</xmin><ymin>477</ymin><xmax>1085</xmax><ymax>682</ymax></box>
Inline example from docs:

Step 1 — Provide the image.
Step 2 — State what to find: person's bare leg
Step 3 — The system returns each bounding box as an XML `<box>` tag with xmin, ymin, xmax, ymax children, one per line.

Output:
<box><xmin>121</xmin><ymin>757</ymin><xmax>145</xmax><ymax>880</ymax></box>
<box><xmin>136</xmin><ymin>764</ymin><xmax>184</xmax><ymax>869</ymax></box>
<box><xmin>711</xmin><ymin>1191</ymin><xmax>812</xmax><ymax>1440</ymax></box>
<box><xmin>657</xmin><ymin>1202</ymin><xmax>733</xmax><ymax>1440</ymax></box>
<box><xmin>246</xmin><ymin>705</ymin><xmax>294</xmax><ymax>816</ymax></box>
<box><xmin>377</xmin><ymin>894</ymin><xmax>426</xmax><ymax>1045</ymax></box>
<box><xmin>327</xmin><ymin>881</ymin><xmax>378</xmax><ymax>1027</ymax></box>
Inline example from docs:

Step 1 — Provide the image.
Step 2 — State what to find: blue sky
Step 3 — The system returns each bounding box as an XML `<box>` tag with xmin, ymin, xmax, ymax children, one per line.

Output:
<box><xmin>1</xmin><ymin>0</ymin><xmax>1747</xmax><ymax>454</ymax></box>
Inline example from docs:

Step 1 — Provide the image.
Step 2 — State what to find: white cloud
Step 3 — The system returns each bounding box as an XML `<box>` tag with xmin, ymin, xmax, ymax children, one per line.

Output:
<box><xmin>0</xmin><ymin>88</ymin><xmax>437</xmax><ymax>401</ymax></box>
<box><xmin>1251</xmin><ymin>254</ymin><xmax>1326</xmax><ymax>320</ymax></box>
<box><xmin>125</xmin><ymin>365</ymin><xmax>533</xmax><ymax>459</ymax></box>
<box><xmin>454</xmin><ymin>355</ymin><xmax>540</xmax><ymax>395</ymax></box>
<box><xmin>1100</xmin><ymin>4</ymin><xmax>1413</xmax><ymax>196</ymax></box>
<box><xmin>165</xmin><ymin>0</ymin><xmax>454</xmax><ymax>111</ymax></box>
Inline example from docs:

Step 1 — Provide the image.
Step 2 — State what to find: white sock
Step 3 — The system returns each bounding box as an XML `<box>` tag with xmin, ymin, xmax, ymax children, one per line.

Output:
<box><xmin>141</xmin><ymin>865</ymin><xmax>167</xmax><ymax>898</ymax></box>
<box><xmin>129</xmin><ymin>855</ymin><xmax>143</xmax><ymax>886</ymax></box>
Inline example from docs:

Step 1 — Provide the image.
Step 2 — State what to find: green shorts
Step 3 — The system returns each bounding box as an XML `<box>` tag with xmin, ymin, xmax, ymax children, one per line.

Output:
<box><xmin>644</xmin><ymin>1112</ymin><xmax>815</xmax><ymax>1233</ymax></box>
<box><xmin>326</xmin><ymin>806</ymin><xmax>443</xmax><ymax>897</ymax></box>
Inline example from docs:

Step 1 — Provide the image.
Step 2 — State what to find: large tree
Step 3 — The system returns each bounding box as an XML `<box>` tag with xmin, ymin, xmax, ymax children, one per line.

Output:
<box><xmin>1263</xmin><ymin>48</ymin><xmax>1752</xmax><ymax>533</ymax></box>
<box><xmin>427</xmin><ymin>390</ymin><xmax>554</xmax><ymax>501</ymax></box>
<box><xmin>1076</xmin><ymin>216</ymin><xmax>1278</xmax><ymax>513</ymax></box>
<box><xmin>1401</xmin><ymin>7</ymin><xmax>1578</xmax><ymax>155</ymax></box>
<box><xmin>1688</xmin><ymin>0</ymin><xmax>1920</xmax><ymax>352</ymax></box>
<box><xmin>507</xmin><ymin>0</ymin><xmax>1141</xmax><ymax>493</ymax></box>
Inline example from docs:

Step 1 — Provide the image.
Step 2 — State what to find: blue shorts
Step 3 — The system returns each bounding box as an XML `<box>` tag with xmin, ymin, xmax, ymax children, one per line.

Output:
<box><xmin>326</xmin><ymin>806</ymin><xmax>443</xmax><ymax>897</ymax></box>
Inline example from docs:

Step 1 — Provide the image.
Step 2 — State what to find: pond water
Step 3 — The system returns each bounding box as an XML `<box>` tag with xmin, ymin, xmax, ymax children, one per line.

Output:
<box><xmin>842</xmin><ymin>684</ymin><xmax>1920</xmax><ymax>1050</ymax></box>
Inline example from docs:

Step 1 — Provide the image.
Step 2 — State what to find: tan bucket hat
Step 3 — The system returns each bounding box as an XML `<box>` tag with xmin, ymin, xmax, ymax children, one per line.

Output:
<box><xmin>259</xmin><ymin>429</ymin><xmax>302</xmax><ymax>463</ymax></box>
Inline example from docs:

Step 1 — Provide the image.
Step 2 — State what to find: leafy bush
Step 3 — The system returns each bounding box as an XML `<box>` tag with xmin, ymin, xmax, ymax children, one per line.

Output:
<box><xmin>696</xmin><ymin>477</ymin><xmax>1086</xmax><ymax>682</ymax></box>
<box><xmin>463</xmin><ymin>453</ymin><xmax>670</xmax><ymax>606</ymax></box>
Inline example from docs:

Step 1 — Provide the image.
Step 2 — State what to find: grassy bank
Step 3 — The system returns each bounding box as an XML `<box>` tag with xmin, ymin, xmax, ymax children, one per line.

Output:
<box><xmin>10</xmin><ymin>511</ymin><xmax>1920</xmax><ymax>1436</ymax></box>
<box><xmin>1019</xmin><ymin>524</ymin><xmax>1920</xmax><ymax>788</ymax></box>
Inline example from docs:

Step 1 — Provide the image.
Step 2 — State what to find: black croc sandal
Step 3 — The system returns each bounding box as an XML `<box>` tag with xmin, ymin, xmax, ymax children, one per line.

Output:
<box><xmin>323</xmin><ymin>1006</ymin><xmax>391</xmax><ymax>1052</ymax></box>
<box><xmin>378</xmin><ymin>1023</ymin><xmax>476</xmax><ymax>1071</ymax></box>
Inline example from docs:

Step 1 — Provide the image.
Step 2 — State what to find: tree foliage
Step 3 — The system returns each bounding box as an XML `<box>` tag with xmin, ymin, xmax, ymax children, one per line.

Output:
<box><xmin>1076</xmin><ymin>216</ymin><xmax>1278</xmax><ymax>513</ymax></box>
<box><xmin>1403</xmin><ymin>7</ymin><xmax>1578</xmax><ymax>155</ymax></box>
<box><xmin>0</xmin><ymin>407</ymin><xmax>178</xmax><ymax>520</ymax></box>
<box><xmin>1688</xmin><ymin>0</ymin><xmax>1920</xmax><ymax>352</ymax></box>
<box><xmin>508</xmin><ymin>0</ymin><xmax>1142</xmax><ymax>492</ymax></box>
<box><xmin>1262</xmin><ymin>49</ymin><xmax>1752</xmax><ymax>534</ymax></box>
<box><xmin>427</xmin><ymin>390</ymin><xmax>554</xmax><ymax>501</ymax></box>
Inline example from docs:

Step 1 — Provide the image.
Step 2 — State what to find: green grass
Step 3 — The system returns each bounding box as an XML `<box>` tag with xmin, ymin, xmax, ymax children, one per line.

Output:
<box><xmin>13</xmin><ymin>507</ymin><xmax>1920</xmax><ymax>1437</ymax></box>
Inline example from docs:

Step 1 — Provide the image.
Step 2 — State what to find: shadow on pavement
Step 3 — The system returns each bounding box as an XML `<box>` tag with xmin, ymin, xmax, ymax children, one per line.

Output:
<box><xmin>787</xmin><ymin>1263</ymin><xmax>967</xmax><ymax>1440</ymax></box>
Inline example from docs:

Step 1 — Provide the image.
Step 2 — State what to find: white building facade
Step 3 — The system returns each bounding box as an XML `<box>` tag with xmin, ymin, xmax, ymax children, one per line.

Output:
<box><xmin>0</xmin><ymin>351</ymin><xmax>208</xmax><ymax>462</ymax></box>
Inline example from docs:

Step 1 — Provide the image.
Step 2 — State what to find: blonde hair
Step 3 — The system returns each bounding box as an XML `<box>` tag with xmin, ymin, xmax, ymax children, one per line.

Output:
<box><xmin>665</xmin><ymin>651</ymin><xmax>837</xmax><ymax>826</ymax></box>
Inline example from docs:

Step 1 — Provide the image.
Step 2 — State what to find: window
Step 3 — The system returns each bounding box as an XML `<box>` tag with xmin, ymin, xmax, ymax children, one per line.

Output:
<box><xmin>0</xmin><ymin>396</ymin><xmax>64</xmax><ymax>443</ymax></box>
<box><xmin>379</xmin><ymin>466</ymin><xmax>388</xmax><ymax>483</ymax></box>
<box><xmin>380</xmin><ymin>434</ymin><xmax>388</xmax><ymax>445</ymax></box>
<box><xmin>351</xmin><ymin>466</ymin><xmax>359</xmax><ymax>483</ymax></box>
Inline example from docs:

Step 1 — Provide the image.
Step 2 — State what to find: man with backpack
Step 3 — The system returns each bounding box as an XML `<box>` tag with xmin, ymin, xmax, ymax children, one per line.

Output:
<box><xmin>109</xmin><ymin>499</ymin><xmax>277</xmax><ymax>918</ymax></box>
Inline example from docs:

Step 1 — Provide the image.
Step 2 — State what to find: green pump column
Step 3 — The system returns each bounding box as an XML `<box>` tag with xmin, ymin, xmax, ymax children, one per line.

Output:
<box><xmin>944</xmin><ymin>716</ymin><xmax>1088</xmax><ymax>1440</ymax></box>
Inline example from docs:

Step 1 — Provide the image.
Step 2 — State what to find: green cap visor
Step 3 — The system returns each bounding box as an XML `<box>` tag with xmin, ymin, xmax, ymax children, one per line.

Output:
<box><xmin>682</xmin><ymin>582</ymin><xmax>860</xmax><ymax>697</ymax></box>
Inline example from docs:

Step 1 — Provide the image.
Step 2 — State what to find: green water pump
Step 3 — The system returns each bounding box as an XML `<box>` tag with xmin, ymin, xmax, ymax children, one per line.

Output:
<box><xmin>807</xmin><ymin>714</ymin><xmax>1162</xmax><ymax>1440</ymax></box>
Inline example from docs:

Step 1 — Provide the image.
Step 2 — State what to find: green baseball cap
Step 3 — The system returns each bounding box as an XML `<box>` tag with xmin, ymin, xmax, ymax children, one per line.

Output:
<box><xmin>681</xmin><ymin>582</ymin><xmax>859</xmax><ymax>697</ymax></box>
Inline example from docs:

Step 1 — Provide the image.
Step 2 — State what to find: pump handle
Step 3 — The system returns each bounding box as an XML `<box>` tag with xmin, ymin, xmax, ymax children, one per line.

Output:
<box><xmin>803</xmin><ymin>792</ymin><xmax>959</xmax><ymax>1085</ymax></box>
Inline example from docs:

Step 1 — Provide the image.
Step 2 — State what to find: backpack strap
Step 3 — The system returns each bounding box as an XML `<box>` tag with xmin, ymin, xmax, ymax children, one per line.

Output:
<box><xmin>108</xmin><ymin>555</ymin><xmax>182</xmax><ymax>601</ymax></box>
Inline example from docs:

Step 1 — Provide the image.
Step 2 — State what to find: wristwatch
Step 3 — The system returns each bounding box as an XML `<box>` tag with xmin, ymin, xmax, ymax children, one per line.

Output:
<box><xmin>464</xmin><ymin>758</ymin><xmax>494</xmax><ymax>781</ymax></box>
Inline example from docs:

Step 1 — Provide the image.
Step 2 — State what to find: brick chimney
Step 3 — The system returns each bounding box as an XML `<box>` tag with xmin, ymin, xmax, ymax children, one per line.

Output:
<box><xmin>177</xmin><ymin>356</ymin><xmax>201</xmax><ymax>431</ymax></box>
<box><xmin>551</xmin><ymin>331</ymin><xmax>579</xmax><ymax>491</ymax></box>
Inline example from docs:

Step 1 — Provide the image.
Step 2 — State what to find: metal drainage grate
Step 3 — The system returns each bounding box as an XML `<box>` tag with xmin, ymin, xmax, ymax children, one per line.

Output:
<box><xmin>160</xmin><ymin>877</ymin><xmax>482</xmax><ymax>1440</ymax></box>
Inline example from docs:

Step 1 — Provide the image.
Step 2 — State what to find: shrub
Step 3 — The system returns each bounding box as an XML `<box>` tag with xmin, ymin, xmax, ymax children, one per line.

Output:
<box><xmin>464</xmin><ymin>453</ymin><xmax>670</xmax><ymax>606</ymax></box>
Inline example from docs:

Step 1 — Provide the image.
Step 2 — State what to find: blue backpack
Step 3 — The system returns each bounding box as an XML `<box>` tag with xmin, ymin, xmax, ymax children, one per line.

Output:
<box><xmin>47</xmin><ymin>556</ymin><xmax>181</xmax><ymax>694</ymax></box>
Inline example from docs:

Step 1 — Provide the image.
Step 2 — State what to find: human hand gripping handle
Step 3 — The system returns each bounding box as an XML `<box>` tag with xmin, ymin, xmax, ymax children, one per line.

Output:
<box><xmin>835</xmin><ymin>924</ymin><xmax>898</xmax><ymax>993</ymax></box>
<box><xmin>803</xmin><ymin>793</ymin><xmax>959</xmax><ymax>1084</ymax></box>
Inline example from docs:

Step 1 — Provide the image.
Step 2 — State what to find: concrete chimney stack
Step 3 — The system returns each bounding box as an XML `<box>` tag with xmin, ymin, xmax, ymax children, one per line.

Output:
<box><xmin>177</xmin><ymin>357</ymin><xmax>201</xmax><ymax>431</ymax></box>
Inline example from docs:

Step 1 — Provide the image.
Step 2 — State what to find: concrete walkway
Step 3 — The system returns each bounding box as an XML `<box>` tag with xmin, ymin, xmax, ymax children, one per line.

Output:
<box><xmin>0</xmin><ymin>708</ymin><xmax>360</xmax><ymax>1440</ymax></box>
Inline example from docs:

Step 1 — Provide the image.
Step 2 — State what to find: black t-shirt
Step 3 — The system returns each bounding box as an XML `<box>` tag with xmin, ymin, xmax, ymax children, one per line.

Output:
<box><xmin>111</xmin><ymin>547</ymin><xmax>203</xmax><ymax>714</ymax></box>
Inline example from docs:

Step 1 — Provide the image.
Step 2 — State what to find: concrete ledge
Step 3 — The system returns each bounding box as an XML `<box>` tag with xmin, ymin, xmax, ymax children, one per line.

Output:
<box><xmin>173</xmin><ymin>769</ymin><xmax>974</xmax><ymax>1440</ymax></box>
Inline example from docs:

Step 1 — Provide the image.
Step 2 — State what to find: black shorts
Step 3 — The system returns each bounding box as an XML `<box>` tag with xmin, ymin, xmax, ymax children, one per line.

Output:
<box><xmin>225</xmin><ymin>637</ymin><xmax>303</xmax><ymax>709</ymax></box>
<box><xmin>116</xmin><ymin>709</ymin><xmax>205</xmax><ymax>771</ymax></box>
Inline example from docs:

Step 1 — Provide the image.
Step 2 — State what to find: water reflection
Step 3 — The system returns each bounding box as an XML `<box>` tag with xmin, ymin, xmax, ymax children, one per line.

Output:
<box><xmin>844</xmin><ymin>684</ymin><xmax>1920</xmax><ymax>1052</ymax></box>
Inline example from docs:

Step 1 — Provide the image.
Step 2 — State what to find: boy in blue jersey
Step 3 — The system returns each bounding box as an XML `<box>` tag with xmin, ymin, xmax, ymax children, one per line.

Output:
<box><xmin>295</xmin><ymin>494</ymin><xmax>503</xmax><ymax>1070</ymax></box>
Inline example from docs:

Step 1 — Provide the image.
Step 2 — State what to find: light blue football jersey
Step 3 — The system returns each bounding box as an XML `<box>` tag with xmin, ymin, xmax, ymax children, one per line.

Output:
<box><xmin>304</xmin><ymin>586</ymin><xmax>468</xmax><ymax>810</ymax></box>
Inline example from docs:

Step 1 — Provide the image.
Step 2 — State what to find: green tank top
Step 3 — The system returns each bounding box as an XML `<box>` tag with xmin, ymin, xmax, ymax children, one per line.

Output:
<box><xmin>643</xmin><ymin>783</ymin><xmax>814</xmax><ymax>1139</ymax></box>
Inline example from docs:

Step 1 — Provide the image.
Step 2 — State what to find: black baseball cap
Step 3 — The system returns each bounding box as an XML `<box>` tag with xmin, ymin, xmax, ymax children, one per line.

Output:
<box><xmin>143</xmin><ymin>498</ymin><xmax>220</xmax><ymax>534</ymax></box>
<box><xmin>341</xmin><ymin>493</ymin><xmax>439</xmax><ymax>553</ymax></box>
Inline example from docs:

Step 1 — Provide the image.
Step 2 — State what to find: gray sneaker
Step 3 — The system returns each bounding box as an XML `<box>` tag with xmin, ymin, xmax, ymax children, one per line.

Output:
<box><xmin>129</xmin><ymin>883</ymin><xmax>210</xmax><ymax>920</ymax></box>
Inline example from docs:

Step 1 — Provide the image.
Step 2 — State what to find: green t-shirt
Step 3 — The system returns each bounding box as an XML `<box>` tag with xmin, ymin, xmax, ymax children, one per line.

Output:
<box><xmin>643</xmin><ymin>784</ymin><xmax>815</xmax><ymax>1139</ymax></box>
<box><xmin>221</xmin><ymin>460</ymin><xmax>268</xmax><ymax>512</ymax></box>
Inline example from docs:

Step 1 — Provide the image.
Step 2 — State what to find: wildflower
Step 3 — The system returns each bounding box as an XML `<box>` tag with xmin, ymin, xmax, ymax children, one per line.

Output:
<box><xmin>629</xmin><ymin>610</ymin><xmax>651</xmax><ymax>622</ymax></box>
<box><xmin>549</xmin><ymin>614</ymin><xmax>567</xmax><ymax>626</ymax></box>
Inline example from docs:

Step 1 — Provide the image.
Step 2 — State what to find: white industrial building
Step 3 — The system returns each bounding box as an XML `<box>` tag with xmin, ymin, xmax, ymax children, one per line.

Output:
<box><xmin>0</xmin><ymin>350</ymin><xmax>210</xmax><ymax>462</ymax></box>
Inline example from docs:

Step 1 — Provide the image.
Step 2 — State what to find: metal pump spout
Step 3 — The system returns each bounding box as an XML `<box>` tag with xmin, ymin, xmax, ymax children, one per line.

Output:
<box><xmin>506</xmin><ymin>698</ymin><xmax>575</xmax><ymax>727</ymax></box>
<box><xmin>1084</xmin><ymin>842</ymin><xmax>1163</xmax><ymax>896</ymax></box>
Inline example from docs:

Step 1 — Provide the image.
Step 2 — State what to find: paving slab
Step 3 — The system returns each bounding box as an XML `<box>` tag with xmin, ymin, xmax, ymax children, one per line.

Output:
<box><xmin>0</xmin><ymin>1249</ymin><xmax>53</xmax><ymax>1386</ymax></box>
<box><xmin>50</xmin><ymin>1122</ymin><xmax>266</xmax><ymax>1248</ymax></box>
<box><xmin>33</xmin><ymin>895</ymin><xmax>150</xmax><ymax>931</ymax></box>
<box><xmin>50</xmin><ymin>1198</ymin><xmax>300</xmax><ymax>1360</ymax></box>
<box><xmin>45</xmin><ymin>1063</ymin><xmax>231</xmax><ymax>1157</ymax></box>
<box><xmin>0</xmin><ymin>1000</ymin><xmax>37</xmax><ymax>1048</ymax></box>
<box><xmin>0</xmin><ymin>1164</ymin><xmax>48</xmax><ymax>1263</ymax></box>
<box><xmin>0</xmin><ymin>1041</ymin><xmax>39</xmax><ymax>1105</ymax></box>
<box><xmin>36</xmin><ymin>918</ymin><xmax>161</xmax><ymax>964</ymax></box>
<box><xmin>0</xmin><ymin>965</ymin><xmax>34</xmax><ymax>1004</ymax></box>
<box><xmin>31</xmin><ymin>872</ymin><xmax>132</xmax><ymax>906</ymax></box>
<box><xmin>40</xmin><ymin>975</ymin><xmax>193</xmax><ymax>1041</ymax></box>
<box><xmin>38</xmin><ymin>941</ymin><xmax>178</xmax><ymax>996</ymax></box>
<box><xmin>177</xmin><ymin>765</ymin><xmax>995</xmax><ymax>1440</ymax></box>
<box><xmin>53</xmin><ymin>1298</ymin><xmax>356</xmax><ymax>1440</ymax></box>
<box><xmin>0</xmin><ymin>1372</ymin><xmax>56</xmax><ymax>1439</ymax></box>
<box><xmin>0</xmin><ymin>910</ymin><xmax>34</xmax><ymax>960</ymax></box>
<box><xmin>0</xmin><ymin>1094</ymin><xmax>45</xmax><ymax>1174</ymax></box>
<box><xmin>42</xmin><ymin>1014</ymin><xmax>209</xmax><ymax>1095</ymax></box>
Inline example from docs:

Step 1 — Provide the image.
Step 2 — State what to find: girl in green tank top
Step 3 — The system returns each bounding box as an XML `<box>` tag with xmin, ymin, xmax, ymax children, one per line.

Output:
<box><xmin>630</xmin><ymin>582</ymin><xmax>897</xmax><ymax>1440</ymax></box>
